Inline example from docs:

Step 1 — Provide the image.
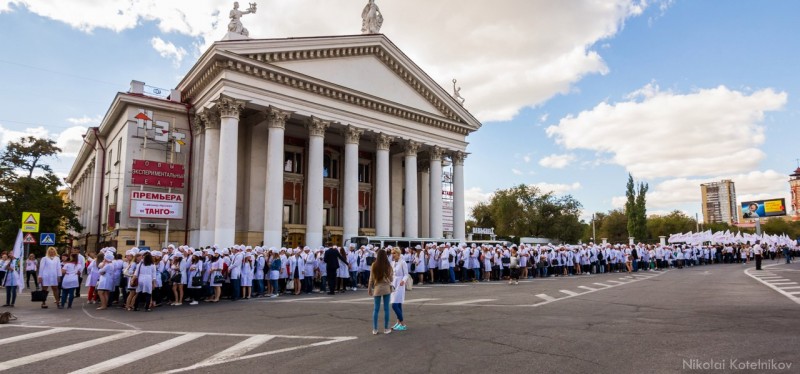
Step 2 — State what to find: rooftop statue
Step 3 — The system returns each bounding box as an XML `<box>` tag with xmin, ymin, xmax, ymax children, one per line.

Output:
<box><xmin>361</xmin><ymin>0</ymin><xmax>383</xmax><ymax>34</ymax></box>
<box><xmin>228</xmin><ymin>2</ymin><xmax>257</xmax><ymax>37</ymax></box>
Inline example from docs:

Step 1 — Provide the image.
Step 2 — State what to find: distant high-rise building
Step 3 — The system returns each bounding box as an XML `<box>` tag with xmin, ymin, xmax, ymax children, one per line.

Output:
<box><xmin>790</xmin><ymin>167</ymin><xmax>800</xmax><ymax>221</ymax></box>
<box><xmin>700</xmin><ymin>180</ymin><xmax>738</xmax><ymax>224</ymax></box>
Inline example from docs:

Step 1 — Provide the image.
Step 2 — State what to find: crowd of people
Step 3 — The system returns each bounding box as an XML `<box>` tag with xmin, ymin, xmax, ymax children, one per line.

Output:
<box><xmin>2</xmin><ymin>241</ymin><xmax>797</xmax><ymax>327</ymax></box>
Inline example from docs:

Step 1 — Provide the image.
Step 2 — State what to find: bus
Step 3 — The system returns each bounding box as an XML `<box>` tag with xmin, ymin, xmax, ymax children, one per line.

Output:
<box><xmin>345</xmin><ymin>236</ymin><xmax>445</xmax><ymax>249</ymax></box>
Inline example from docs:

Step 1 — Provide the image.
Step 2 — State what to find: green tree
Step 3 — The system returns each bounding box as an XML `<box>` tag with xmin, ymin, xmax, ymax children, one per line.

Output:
<box><xmin>598</xmin><ymin>209</ymin><xmax>629</xmax><ymax>243</ymax></box>
<box><xmin>0</xmin><ymin>136</ymin><xmax>82</xmax><ymax>251</ymax></box>
<box><xmin>625</xmin><ymin>174</ymin><xmax>648</xmax><ymax>240</ymax></box>
<box><xmin>468</xmin><ymin>184</ymin><xmax>584</xmax><ymax>243</ymax></box>
<box><xmin>646</xmin><ymin>210</ymin><xmax>696</xmax><ymax>239</ymax></box>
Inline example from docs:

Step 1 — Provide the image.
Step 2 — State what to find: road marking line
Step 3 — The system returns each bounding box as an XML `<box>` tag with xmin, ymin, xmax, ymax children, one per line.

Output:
<box><xmin>70</xmin><ymin>333</ymin><xmax>205</xmax><ymax>374</ymax></box>
<box><xmin>404</xmin><ymin>298</ymin><xmax>441</xmax><ymax>304</ymax></box>
<box><xmin>535</xmin><ymin>294</ymin><xmax>557</xmax><ymax>302</ymax></box>
<box><xmin>439</xmin><ymin>299</ymin><xmax>496</xmax><ymax>306</ymax></box>
<box><xmin>0</xmin><ymin>330</ymin><xmax>140</xmax><ymax>371</ymax></box>
<box><xmin>333</xmin><ymin>297</ymin><xmax>374</xmax><ymax>303</ymax></box>
<box><xmin>770</xmin><ymin>282</ymin><xmax>799</xmax><ymax>286</ymax></box>
<box><xmin>0</xmin><ymin>327</ymin><xmax>70</xmax><ymax>345</ymax></box>
<box><xmin>560</xmin><ymin>290</ymin><xmax>579</xmax><ymax>296</ymax></box>
<box><xmin>778</xmin><ymin>286</ymin><xmax>800</xmax><ymax>289</ymax></box>
<box><xmin>273</xmin><ymin>297</ymin><xmax>332</xmax><ymax>303</ymax></box>
<box><xmin>578</xmin><ymin>286</ymin><xmax>597</xmax><ymax>291</ymax></box>
<box><xmin>606</xmin><ymin>280</ymin><xmax>625</xmax><ymax>284</ymax></box>
<box><xmin>162</xmin><ymin>335</ymin><xmax>273</xmax><ymax>373</ymax></box>
<box><xmin>593</xmin><ymin>283</ymin><xmax>612</xmax><ymax>287</ymax></box>
<box><xmin>764</xmin><ymin>279</ymin><xmax>792</xmax><ymax>283</ymax></box>
<box><xmin>413</xmin><ymin>286</ymin><xmax>431</xmax><ymax>289</ymax></box>
<box><xmin>744</xmin><ymin>266</ymin><xmax>800</xmax><ymax>306</ymax></box>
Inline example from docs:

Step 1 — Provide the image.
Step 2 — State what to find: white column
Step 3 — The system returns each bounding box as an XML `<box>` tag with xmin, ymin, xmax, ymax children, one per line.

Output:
<box><xmin>343</xmin><ymin>125</ymin><xmax>363</xmax><ymax>245</ymax></box>
<box><xmin>453</xmin><ymin>151</ymin><xmax>466</xmax><ymax>242</ymax></box>
<box><xmin>404</xmin><ymin>140</ymin><xmax>421</xmax><ymax>237</ymax></box>
<box><xmin>198</xmin><ymin>110</ymin><xmax>219</xmax><ymax>246</ymax></box>
<box><xmin>213</xmin><ymin>95</ymin><xmax>247</xmax><ymax>248</ymax></box>
<box><xmin>90</xmin><ymin>154</ymin><xmax>102</xmax><ymax>237</ymax></box>
<box><xmin>429</xmin><ymin>146</ymin><xmax>444</xmax><ymax>239</ymax></box>
<box><xmin>375</xmin><ymin>133</ymin><xmax>392</xmax><ymax>237</ymax></box>
<box><xmin>305</xmin><ymin>117</ymin><xmax>329</xmax><ymax>248</ymax></box>
<box><xmin>264</xmin><ymin>107</ymin><xmax>292</xmax><ymax>247</ymax></box>
<box><xmin>419</xmin><ymin>165</ymin><xmax>430</xmax><ymax>237</ymax></box>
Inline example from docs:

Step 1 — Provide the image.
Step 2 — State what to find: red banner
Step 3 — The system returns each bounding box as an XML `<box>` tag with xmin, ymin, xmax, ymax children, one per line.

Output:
<box><xmin>131</xmin><ymin>159</ymin><xmax>185</xmax><ymax>188</ymax></box>
<box><xmin>108</xmin><ymin>205</ymin><xmax>116</xmax><ymax>229</ymax></box>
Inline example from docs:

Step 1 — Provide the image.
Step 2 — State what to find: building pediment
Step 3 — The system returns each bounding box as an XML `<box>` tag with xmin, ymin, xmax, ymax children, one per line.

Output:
<box><xmin>178</xmin><ymin>34</ymin><xmax>481</xmax><ymax>135</ymax></box>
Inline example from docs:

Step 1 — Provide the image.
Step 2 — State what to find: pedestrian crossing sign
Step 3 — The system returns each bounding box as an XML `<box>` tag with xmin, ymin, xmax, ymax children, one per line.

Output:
<box><xmin>23</xmin><ymin>233</ymin><xmax>36</xmax><ymax>244</ymax></box>
<box><xmin>21</xmin><ymin>211</ymin><xmax>40</xmax><ymax>232</ymax></box>
<box><xmin>40</xmin><ymin>233</ymin><xmax>56</xmax><ymax>246</ymax></box>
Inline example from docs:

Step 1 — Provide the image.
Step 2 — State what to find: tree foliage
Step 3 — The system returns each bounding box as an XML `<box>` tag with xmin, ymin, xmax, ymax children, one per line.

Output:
<box><xmin>469</xmin><ymin>184</ymin><xmax>584</xmax><ymax>243</ymax></box>
<box><xmin>0</xmin><ymin>136</ymin><xmax>82</xmax><ymax>251</ymax></box>
<box><xmin>625</xmin><ymin>174</ymin><xmax>648</xmax><ymax>240</ymax></box>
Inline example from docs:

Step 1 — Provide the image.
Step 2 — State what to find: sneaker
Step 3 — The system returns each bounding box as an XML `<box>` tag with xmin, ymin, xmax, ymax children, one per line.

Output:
<box><xmin>392</xmin><ymin>322</ymin><xmax>400</xmax><ymax>329</ymax></box>
<box><xmin>396</xmin><ymin>325</ymin><xmax>407</xmax><ymax>331</ymax></box>
<box><xmin>383</xmin><ymin>329</ymin><xmax>392</xmax><ymax>334</ymax></box>
<box><xmin>189</xmin><ymin>301</ymin><xmax>199</xmax><ymax>305</ymax></box>
<box><xmin>515</xmin><ymin>281</ymin><xmax>519</xmax><ymax>285</ymax></box>
<box><xmin>269</xmin><ymin>294</ymin><xmax>277</xmax><ymax>298</ymax></box>
<box><xmin>372</xmin><ymin>329</ymin><xmax>378</xmax><ymax>335</ymax></box>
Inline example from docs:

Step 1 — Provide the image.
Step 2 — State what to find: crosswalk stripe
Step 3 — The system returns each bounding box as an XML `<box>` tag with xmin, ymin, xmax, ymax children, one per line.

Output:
<box><xmin>333</xmin><ymin>297</ymin><xmax>373</xmax><ymax>303</ymax></box>
<box><xmin>273</xmin><ymin>297</ymin><xmax>332</xmax><ymax>303</ymax></box>
<box><xmin>404</xmin><ymin>298</ymin><xmax>440</xmax><ymax>304</ymax></box>
<box><xmin>593</xmin><ymin>283</ymin><xmax>611</xmax><ymax>287</ymax></box>
<box><xmin>162</xmin><ymin>335</ymin><xmax>274</xmax><ymax>374</ymax></box>
<box><xmin>535</xmin><ymin>294</ymin><xmax>556</xmax><ymax>302</ymax></box>
<box><xmin>439</xmin><ymin>299</ymin><xmax>496</xmax><ymax>306</ymax></box>
<box><xmin>770</xmin><ymin>282</ymin><xmax>798</xmax><ymax>286</ymax></box>
<box><xmin>606</xmin><ymin>280</ymin><xmax>624</xmax><ymax>284</ymax></box>
<box><xmin>0</xmin><ymin>330</ymin><xmax>140</xmax><ymax>371</ymax></box>
<box><xmin>70</xmin><ymin>333</ymin><xmax>205</xmax><ymax>374</ymax></box>
<box><xmin>578</xmin><ymin>286</ymin><xmax>597</xmax><ymax>291</ymax></box>
<box><xmin>560</xmin><ymin>290</ymin><xmax>579</xmax><ymax>296</ymax></box>
<box><xmin>0</xmin><ymin>327</ymin><xmax>69</xmax><ymax>345</ymax></box>
<box><xmin>779</xmin><ymin>286</ymin><xmax>800</xmax><ymax>289</ymax></box>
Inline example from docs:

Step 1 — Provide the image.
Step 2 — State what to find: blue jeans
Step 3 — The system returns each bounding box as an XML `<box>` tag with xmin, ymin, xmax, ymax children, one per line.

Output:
<box><xmin>319</xmin><ymin>276</ymin><xmax>327</xmax><ymax>292</ymax></box>
<box><xmin>349</xmin><ymin>271</ymin><xmax>357</xmax><ymax>288</ymax></box>
<box><xmin>255</xmin><ymin>279</ymin><xmax>264</xmax><ymax>295</ymax></box>
<box><xmin>473</xmin><ymin>268</ymin><xmax>480</xmax><ymax>281</ymax></box>
<box><xmin>448</xmin><ymin>267</ymin><xmax>456</xmax><ymax>283</ymax></box>
<box><xmin>373</xmin><ymin>294</ymin><xmax>390</xmax><ymax>330</ymax></box>
<box><xmin>231</xmin><ymin>278</ymin><xmax>241</xmax><ymax>300</ymax></box>
<box><xmin>269</xmin><ymin>279</ymin><xmax>279</xmax><ymax>295</ymax></box>
<box><xmin>391</xmin><ymin>302</ymin><xmax>404</xmax><ymax>322</ymax></box>
<box><xmin>632</xmin><ymin>260</ymin><xmax>639</xmax><ymax>272</ymax></box>
<box><xmin>60</xmin><ymin>287</ymin><xmax>76</xmax><ymax>308</ymax></box>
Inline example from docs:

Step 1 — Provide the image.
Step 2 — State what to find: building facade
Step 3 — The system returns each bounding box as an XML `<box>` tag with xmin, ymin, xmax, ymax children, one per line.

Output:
<box><xmin>790</xmin><ymin>167</ymin><xmax>800</xmax><ymax>221</ymax></box>
<box><xmin>700</xmin><ymin>179</ymin><xmax>738</xmax><ymax>224</ymax></box>
<box><xmin>66</xmin><ymin>33</ymin><xmax>481</xmax><ymax>252</ymax></box>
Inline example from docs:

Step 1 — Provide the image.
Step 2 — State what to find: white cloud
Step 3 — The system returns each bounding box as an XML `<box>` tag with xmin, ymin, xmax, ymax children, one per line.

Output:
<box><xmin>610</xmin><ymin>170</ymin><xmax>791</xmax><ymax>212</ymax></box>
<box><xmin>511</xmin><ymin>168</ymin><xmax>523</xmax><ymax>176</ymax></box>
<box><xmin>0</xmin><ymin>122</ymin><xmax>88</xmax><ymax>158</ymax></box>
<box><xmin>531</xmin><ymin>182</ymin><xmax>582</xmax><ymax>195</ymax></box>
<box><xmin>539</xmin><ymin>113</ymin><xmax>549</xmax><ymax>123</ymax></box>
<box><xmin>465</xmin><ymin>186</ymin><xmax>493</xmax><ymax>219</ymax></box>
<box><xmin>538</xmin><ymin>153</ymin><xmax>576</xmax><ymax>169</ymax></box>
<box><xmin>522</xmin><ymin>154</ymin><xmax>532</xmax><ymax>163</ymax></box>
<box><xmin>546</xmin><ymin>84</ymin><xmax>787</xmax><ymax>179</ymax></box>
<box><xmin>1</xmin><ymin>0</ymin><xmax>654</xmax><ymax>121</ymax></box>
<box><xmin>66</xmin><ymin>115</ymin><xmax>102</xmax><ymax>126</ymax></box>
<box><xmin>151</xmin><ymin>36</ymin><xmax>187</xmax><ymax>67</ymax></box>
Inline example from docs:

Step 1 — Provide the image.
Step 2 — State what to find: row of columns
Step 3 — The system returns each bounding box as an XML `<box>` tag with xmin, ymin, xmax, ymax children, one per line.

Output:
<box><xmin>196</xmin><ymin>95</ymin><xmax>467</xmax><ymax>248</ymax></box>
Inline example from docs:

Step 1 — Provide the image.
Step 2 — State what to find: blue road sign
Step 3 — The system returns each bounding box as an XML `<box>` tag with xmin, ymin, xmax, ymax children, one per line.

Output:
<box><xmin>40</xmin><ymin>233</ymin><xmax>56</xmax><ymax>246</ymax></box>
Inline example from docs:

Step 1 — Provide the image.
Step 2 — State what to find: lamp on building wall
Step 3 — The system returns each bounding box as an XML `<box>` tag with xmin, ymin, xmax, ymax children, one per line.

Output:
<box><xmin>282</xmin><ymin>227</ymin><xmax>288</xmax><ymax>240</ymax></box>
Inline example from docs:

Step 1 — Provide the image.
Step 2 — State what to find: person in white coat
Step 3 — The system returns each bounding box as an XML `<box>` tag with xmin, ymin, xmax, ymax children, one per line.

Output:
<box><xmin>96</xmin><ymin>251</ymin><xmax>116</xmax><ymax>310</ymax></box>
<box><xmin>38</xmin><ymin>247</ymin><xmax>61</xmax><ymax>309</ymax></box>
<box><xmin>58</xmin><ymin>253</ymin><xmax>81</xmax><ymax>309</ymax></box>
<box><xmin>390</xmin><ymin>248</ymin><xmax>409</xmax><ymax>331</ymax></box>
<box><xmin>133</xmin><ymin>251</ymin><xmax>157</xmax><ymax>311</ymax></box>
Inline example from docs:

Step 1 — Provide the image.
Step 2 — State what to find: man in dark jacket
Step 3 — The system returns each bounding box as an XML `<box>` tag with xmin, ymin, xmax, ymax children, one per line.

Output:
<box><xmin>324</xmin><ymin>246</ymin><xmax>348</xmax><ymax>295</ymax></box>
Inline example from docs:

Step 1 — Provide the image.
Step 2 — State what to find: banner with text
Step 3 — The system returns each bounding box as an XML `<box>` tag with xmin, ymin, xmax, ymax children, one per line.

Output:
<box><xmin>129</xmin><ymin>191</ymin><xmax>184</xmax><ymax>220</ymax></box>
<box><xmin>131</xmin><ymin>160</ymin><xmax>185</xmax><ymax>188</ymax></box>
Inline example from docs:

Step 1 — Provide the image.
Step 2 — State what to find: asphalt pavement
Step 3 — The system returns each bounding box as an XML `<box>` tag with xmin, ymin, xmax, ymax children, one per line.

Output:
<box><xmin>1</xmin><ymin>259</ymin><xmax>799</xmax><ymax>373</ymax></box>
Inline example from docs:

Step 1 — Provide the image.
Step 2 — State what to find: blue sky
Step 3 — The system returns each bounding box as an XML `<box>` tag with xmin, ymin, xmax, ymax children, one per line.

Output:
<box><xmin>0</xmin><ymin>0</ymin><xmax>798</xmax><ymax>221</ymax></box>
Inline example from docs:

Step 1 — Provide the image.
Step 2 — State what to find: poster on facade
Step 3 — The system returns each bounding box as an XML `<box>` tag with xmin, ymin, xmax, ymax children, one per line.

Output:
<box><xmin>129</xmin><ymin>191</ymin><xmax>184</xmax><ymax>220</ymax></box>
<box><xmin>131</xmin><ymin>159</ymin><xmax>185</xmax><ymax>188</ymax></box>
<box><xmin>443</xmin><ymin>200</ymin><xmax>454</xmax><ymax>232</ymax></box>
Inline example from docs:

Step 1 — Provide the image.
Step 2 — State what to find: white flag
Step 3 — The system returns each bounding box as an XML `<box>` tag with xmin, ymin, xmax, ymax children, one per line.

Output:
<box><xmin>12</xmin><ymin>229</ymin><xmax>24</xmax><ymax>292</ymax></box>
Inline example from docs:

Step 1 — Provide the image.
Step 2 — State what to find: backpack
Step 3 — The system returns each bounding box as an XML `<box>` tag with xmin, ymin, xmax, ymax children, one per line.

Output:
<box><xmin>597</xmin><ymin>252</ymin><xmax>604</xmax><ymax>261</ymax></box>
<box><xmin>0</xmin><ymin>312</ymin><xmax>16</xmax><ymax>324</ymax></box>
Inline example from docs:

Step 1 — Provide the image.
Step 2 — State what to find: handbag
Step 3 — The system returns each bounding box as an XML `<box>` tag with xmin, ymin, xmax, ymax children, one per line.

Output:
<box><xmin>286</xmin><ymin>279</ymin><xmax>295</xmax><ymax>290</ymax></box>
<box><xmin>404</xmin><ymin>274</ymin><xmax>413</xmax><ymax>291</ymax></box>
<box><xmin>213</xmin><ymin>274</ymin><xmax>224</xmax><ymax>284</ymax></box>
<box><xmin>191</xmin><ymin>275</ymin><xmax>202</xmax><ymax>287</ymax></box>
<box><xmin>31</xmin><ymin>290</ymin><xmax>49</xmax><ymax>302</ymax></box>
<box><xmin>130</xmin><ymin>277</ymin><xmax>139</xmax><ymax>288</ymax></box>
<box><xmin>170</xmin><ymin>273</ymin><xmax>181</xmax><ymax>283</ymax></box>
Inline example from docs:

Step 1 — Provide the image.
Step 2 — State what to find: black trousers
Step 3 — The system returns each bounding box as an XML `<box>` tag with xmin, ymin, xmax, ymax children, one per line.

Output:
<box><xmin>326</xmin><ymin>267</ymin><xmax>337</xmax><ymax>293</ymax></box>
<box><xmin>755</xmin><ymin>254</ymin><xmax>762</xmax><ymax>270</ymax></box>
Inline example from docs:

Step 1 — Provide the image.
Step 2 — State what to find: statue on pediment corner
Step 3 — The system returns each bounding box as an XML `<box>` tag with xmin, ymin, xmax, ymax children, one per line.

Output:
<box><xmin>361</xmin><ymin>0</ymin><xmax>383</xmax><ymax>34</ymax></box>
<box><xmin>228</xmin><ymin>1</ymin><xmax>257</xmax><ymax>37</ymax></box>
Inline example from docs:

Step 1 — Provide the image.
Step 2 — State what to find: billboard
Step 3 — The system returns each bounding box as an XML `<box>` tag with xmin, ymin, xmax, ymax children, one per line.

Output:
<box><xmin>129</xmin><ymin>191</ymin><xmax>184</xmax><ymax>220</ymax></box>
<box><xmin>131</xmin><ymin>160</ymin><xmax>185</xmax><ymax>188</ymax></box>
<box><xmin>741</xmin><ymin>198</ymin><xmax>786</xmax><ymax>218</ymax></box>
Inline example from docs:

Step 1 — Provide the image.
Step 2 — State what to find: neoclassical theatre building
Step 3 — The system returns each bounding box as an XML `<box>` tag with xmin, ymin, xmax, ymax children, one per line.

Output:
<box><xmin>67</xmin><ymin>22</ymin><xmax>481</xmax><ymax>251</ymax></box>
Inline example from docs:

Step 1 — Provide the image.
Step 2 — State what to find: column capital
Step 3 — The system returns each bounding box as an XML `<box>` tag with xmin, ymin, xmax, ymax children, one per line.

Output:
<box><xmin>430</xmin><ymin>145</ymin><xmax>444</xmax><ymax>161</ymax></box>
<box><xmin>404</xmin><ymin>140</ymin><xmax>421</xmax><ymax>157</ymax></box>
<box><xmin>452</xmin><ymin>150</ymin><xmax>467</xmax><ymax>165</ymax></box>
<box><xmin>375</xmin><ymin>132</ymin><xmax>393</xmax><ymax>151</ymax></box>
<box><xmin>267</xmin><ymin>106</ymin><xmax>293</xmax><ymax>129</ymax></box>
<box><xmin>198</xmin><ymin>108</ymin><xmax>220</xmax><ymax>130</ymax></box>
<box><xmin>307</xmin><ymin>116</ymin><xmax>330</xmax><ymax>138</ymax></box>
<box><xmin>192</xmin><ymin>113</ymin><xmax>205</xmax><ymax>135</ymax></box>
<box><xmin>214</xmin><ymin>94</ymin><xmax>248</xmax><ymax>119</ymax></box>
<box><xmin>343</xmin><ymin>125</ymin><xmax>364</xmax><ymax>145</ymax></box>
